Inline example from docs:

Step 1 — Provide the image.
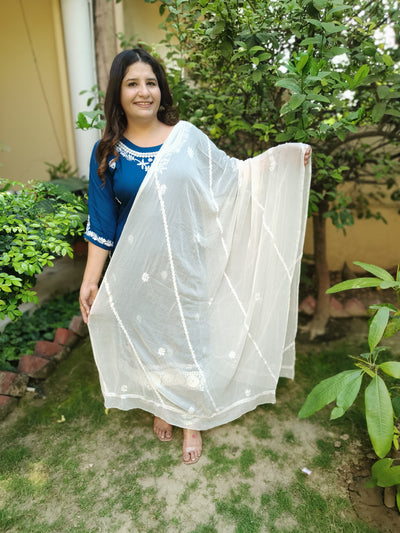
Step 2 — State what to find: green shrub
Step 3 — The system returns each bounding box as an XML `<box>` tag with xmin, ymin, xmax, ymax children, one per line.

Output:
<box><xmin>0</xmin><ymin>179</ymin><xmax>87</xmax><ymax>321</ymax></box>
<box><xmin>299</xmin><ymin>261</ymin><xmax>400</xmax><ymax>510</ymax></box>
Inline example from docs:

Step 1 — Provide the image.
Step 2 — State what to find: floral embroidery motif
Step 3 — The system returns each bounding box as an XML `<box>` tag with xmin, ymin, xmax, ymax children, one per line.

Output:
<box><xmin>116</xmin><ymin>141</ymin><xmax>159</xmax><ymax>172</ymax></box>
<box><xmin>121</xmin><ymin>385</ymin><xmax>128</xmax><ymax>392</ymax></box>
<box><xmin>158</xmin><ymin>347</ymin><xmax>166</xmax><ymax>356</ymax></box>
<box><xmin>141</xmin><ymin>272</ymin><xmax>149</xmax><ymax>282</ymax></box>
<box><xmin>151</xmin><ymin>369</ymin><xmax>204</xmax><ymax>390</ymax></box>
<box><xmin>85</xmin><ymin>216</ymin><xmax>114</xmax><ymax>248</ymax></box>
<box><xmin>228</xmin><ymin>351</ymin><xmax>236</xmax><ymax>359</ymax></box>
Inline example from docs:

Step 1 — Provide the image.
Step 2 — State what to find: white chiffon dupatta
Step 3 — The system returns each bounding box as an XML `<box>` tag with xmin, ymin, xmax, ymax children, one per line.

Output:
<box><xmin>88</xmin><ymin>121</ymin><xmax>311</xmax><ymax>430</ymax></box>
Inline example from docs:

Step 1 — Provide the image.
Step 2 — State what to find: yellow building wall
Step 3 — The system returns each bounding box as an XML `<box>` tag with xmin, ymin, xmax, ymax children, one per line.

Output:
<box><xmin>0</xmin><ymin>0</ymin><xmax>75</xmax><ymax>183</ymax></box>
<box><xmin>122</xmin><ymin>0</ymin><xmax>167</xmax><ymax>52</ymax></box>
<box><xmin>304</xmin><ymin>207</ymin><xmax>399</xmax><ymax>272</ymax></box>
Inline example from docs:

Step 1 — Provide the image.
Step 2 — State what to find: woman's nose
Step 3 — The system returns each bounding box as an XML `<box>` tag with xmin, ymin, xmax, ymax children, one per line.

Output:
<box><xmin>138</xmin><ymin>82</ymin><xmax>150</xmax><ymax>96</ymax></box>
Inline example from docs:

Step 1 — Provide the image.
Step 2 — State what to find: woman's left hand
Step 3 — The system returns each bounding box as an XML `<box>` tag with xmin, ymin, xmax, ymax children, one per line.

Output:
<box><xmin>304</xmin><ymin>146</ymin><xmax>311</xmax><ymax>166</ymax></box>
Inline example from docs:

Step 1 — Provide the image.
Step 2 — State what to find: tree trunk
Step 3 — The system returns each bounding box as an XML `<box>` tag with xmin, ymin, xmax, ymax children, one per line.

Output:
<box><xmin>304</xmin><ymin>202</ymin><xmax>331</xmax><ymax>339</ymax></box>
<box><xmin>93</xmin><ymin>0</ymin><xmax>122</xmax><ymax>94</ymax></box>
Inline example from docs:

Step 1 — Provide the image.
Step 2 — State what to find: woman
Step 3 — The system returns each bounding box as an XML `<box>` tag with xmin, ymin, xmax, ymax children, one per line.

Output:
<box><xmin>80</xmin><ymin>48</ymin><xmax>311</xmax><ymax>465</ymax></box>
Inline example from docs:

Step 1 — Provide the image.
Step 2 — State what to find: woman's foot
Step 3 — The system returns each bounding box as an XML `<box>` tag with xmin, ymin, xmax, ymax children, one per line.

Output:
<box><xmin>153</xmin><ymin>416</ymin><xmax>173</xmax><ymax>442</ymax></box>
<box><xmin>182</xmin><ymin>429</ymin><xmax>202</xmax><ymax>465</ymax></box>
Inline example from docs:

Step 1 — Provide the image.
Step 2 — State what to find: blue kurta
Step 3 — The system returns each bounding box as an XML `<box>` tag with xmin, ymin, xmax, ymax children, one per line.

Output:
<box><xmin>84</xmin><ymin>138</ymin><xmax>161</xmax><ymax>251</ymax></box>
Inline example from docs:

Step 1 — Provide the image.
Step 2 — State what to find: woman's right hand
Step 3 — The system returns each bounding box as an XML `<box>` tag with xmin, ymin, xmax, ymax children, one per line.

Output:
<box><xmin>79</xmin><ymin>282</ymin><xmax>98</xmax><ymax>323</ymax></box>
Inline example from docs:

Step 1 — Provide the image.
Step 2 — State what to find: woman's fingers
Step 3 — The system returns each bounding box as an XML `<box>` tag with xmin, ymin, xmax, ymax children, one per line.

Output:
<box><xmin>304</xmin><ymin>146</ymin><xmax>311</xmax><ymax>166</ymax></box>
<box><xmin>79</xmin><ymin>285</ymin><xmax>98</xmax><ymax>324</ymax></box>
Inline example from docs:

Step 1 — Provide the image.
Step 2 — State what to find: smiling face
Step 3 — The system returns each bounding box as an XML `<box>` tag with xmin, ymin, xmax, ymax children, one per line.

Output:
<box><xmin>120</xmin><ymin>61</ymin><xmax>161</xmax><ymax>125</ymax></box>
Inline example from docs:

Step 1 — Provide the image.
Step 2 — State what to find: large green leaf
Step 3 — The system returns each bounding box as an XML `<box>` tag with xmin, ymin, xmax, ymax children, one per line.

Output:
<box><xmin>326</xmin><ymin>278</ymin><xmax>381</xmax><ymax>294</ymax></box>
<box><xmin>371</xmin><ymin>458</ymin><xmax>400</xmax><ymax>487</ymax></box>
<box><xmin>368</xmin><ymin>307</ymin><xmax>390</xmax><ymax>352</ymax></box>
<box><xmin>289</xmin><ymin>93</ymin><xmax>306</xmax><ymax>110</ymax></box>
<box><xmin>379</xmin><ymin>361</ymin><xmax>400</xmax><ymax>379</ymax></box>
<box><xmin>365</xmin><ymin>375</ymin><xmax>394</xmax><ymax>458</ymax></box>
<box><xmin>275</xmin><ymin>79</ymin><xmax>302</xmax><ymax>94</ymax></box>
<box><xmin>353</xmin><ymin>261</ymin><xmax>394</xmax><ymax>281</ymax></box>
<box><xmin>299</xmin><ymin>370</ymin><xmax>361</xmax><ymax>418</ymax></box>
<box><xmin>330</xmin><ymin>370</ymin><xmax>363</xmax><ymax>420</ymax></box>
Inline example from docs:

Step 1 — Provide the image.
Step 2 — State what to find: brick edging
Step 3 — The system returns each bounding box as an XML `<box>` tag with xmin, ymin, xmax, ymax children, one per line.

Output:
<box><xmin>0</xmin><ymin>315</ymin><xmax>88</xmax><ymax>421</ymax></box>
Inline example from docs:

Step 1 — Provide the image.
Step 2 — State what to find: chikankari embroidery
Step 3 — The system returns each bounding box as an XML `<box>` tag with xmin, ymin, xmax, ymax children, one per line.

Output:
<box><xmin>116</xmin><ymin>140</ymin><xmax>159</xmax><ymax>172</ymax></box>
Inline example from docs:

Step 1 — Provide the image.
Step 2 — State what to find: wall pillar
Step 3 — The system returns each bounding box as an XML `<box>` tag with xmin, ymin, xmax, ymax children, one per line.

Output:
<box><xmin>60</xmin><ymin>0</ymin><xmax>100</xmax><ymax>178</ymax></box>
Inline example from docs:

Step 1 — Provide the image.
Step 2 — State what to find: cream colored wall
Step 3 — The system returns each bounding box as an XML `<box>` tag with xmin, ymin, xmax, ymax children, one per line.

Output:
<box><xmin>122</xmin><ymin>0</ymin><xmax>166</xmax><ymax>52</ymax></box>
<box><xmin>0</xmin><ymin>0</ymin><xmax>75</xmax><ymax>183</ymax></box>
<box><xmin>304</xmin><ymin>207</ymin><xmax>399</xmax><ymax>272</ymax></box>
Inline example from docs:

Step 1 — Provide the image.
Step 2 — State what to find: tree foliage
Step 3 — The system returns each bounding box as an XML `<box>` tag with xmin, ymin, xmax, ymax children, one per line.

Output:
<box><xmin>144</xmin><ymin>0</ymin><xmax>400</xmax><ymax>336</ymax></box>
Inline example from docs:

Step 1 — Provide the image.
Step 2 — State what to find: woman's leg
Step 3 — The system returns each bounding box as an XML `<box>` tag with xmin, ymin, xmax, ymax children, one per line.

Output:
<box><xmin>153</xmin><ymin>416</ymin><xmax>173</xmax><ymax>441</ymax></box>
<box><xmin>182</xmin><ymin>429</ymin><xmax>202</xmax><ymax>464</ymax></box>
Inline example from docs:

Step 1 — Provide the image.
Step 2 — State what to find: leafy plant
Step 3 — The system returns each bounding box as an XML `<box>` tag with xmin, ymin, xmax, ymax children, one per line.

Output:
<box><xmin>299</xmin><ymin>261</ymin><xmax>400</xmax><ymax>510</ymax></box>
<box><xmin>0</xmin><ymin>290</ymin><xmax>80</xmax><ymax>371</ymax></box>
<box><xmin>75</xmin><ymin>84</ymin><xmax>106</xmax><ymax>131</ymax></box>
<box><xmin>44</xmin><ymin>158</ymin><xmax>89</xmax><ymax>196</ymax></box>
<box><xmin>0</xmin><ymin>180</ymin><xmax>87</xmax><ymax>321</ymax></box>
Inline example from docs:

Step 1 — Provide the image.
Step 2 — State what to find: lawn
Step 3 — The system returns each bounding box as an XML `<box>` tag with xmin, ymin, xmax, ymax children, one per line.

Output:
<box><xmin>0</xmin><ymin>319</ymin><xmax>396</xmax><ymax>532</ymax></box>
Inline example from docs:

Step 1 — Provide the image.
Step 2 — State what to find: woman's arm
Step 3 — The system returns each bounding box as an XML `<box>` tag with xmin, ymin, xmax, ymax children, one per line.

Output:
<box><xmin>79</xmin><ymin>242</ymin><xmax>110</xmax><ymax>323</ymax></box>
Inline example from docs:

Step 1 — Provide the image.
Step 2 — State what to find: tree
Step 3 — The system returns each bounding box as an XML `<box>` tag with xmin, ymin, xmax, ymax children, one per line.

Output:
<box><xmin>143</xmin><ymin>0</ymin><xmax>400</xmax><ymax>338</ymax></box>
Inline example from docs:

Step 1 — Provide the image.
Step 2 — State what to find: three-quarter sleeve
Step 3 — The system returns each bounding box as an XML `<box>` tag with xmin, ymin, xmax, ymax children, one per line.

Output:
<box><xmin>84</xmin><ymin>143</ymin><xmax>118</xmax><ymax>251</ymax></box>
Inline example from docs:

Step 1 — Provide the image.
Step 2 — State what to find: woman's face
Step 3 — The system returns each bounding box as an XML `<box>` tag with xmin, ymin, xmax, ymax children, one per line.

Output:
<box><xmin>120</xmin><ymin>61</ymin><xmax>161</xmax><ymax>124</ymax></box>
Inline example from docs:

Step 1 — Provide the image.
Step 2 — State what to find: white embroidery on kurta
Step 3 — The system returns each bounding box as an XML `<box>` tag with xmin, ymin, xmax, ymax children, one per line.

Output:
<box><xmin>158</xmin><ymin>347</ymin><xmax>166</xmax><ymax>356</ymax></box>
<box><xmin>228</xmin><ymin>351</ymin><xmax>236</xmax><ymax>359</ymax></box>
<box><xmin>161</xmin><ymin>270</ymin><xmax>168</xmax><ymax>280</ymax></box>
<box><xmin>141</xmin><ymin>272</ymin><xmax>149</xmax><ymax>282</ymax></box>
<box><xmin>116</xmin><ymin>141</ymin><xmax>159</xmax><ymax>172</ymax></box>
<box><xmin>128</xmin><ymin>234</ymin><xmax>134</xmax><ymax>244</ymax></box>
<box><xmin>85</xmin><ymin>215</ymin><xmax>114</xmax><ymax>248</ymax></box>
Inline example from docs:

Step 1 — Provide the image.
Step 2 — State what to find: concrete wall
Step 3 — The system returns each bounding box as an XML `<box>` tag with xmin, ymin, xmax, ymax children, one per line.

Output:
<box><xmin>0</xmin><ymin>0</ymin><xmax>75</xmax><ymax>182</ymax></box>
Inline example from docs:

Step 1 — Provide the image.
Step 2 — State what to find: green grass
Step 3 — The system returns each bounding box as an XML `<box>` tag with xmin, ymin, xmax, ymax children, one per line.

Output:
<box><xmin>0</xmin><ymin>333</ymin><xmax>384</xmax><ymax>533</ymax></box>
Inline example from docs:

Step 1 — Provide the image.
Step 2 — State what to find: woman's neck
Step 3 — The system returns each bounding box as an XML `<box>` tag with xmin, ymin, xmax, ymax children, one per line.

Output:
<box><xmin>124</xmin><ymin>120</ymin><xmax>174</xmax><ymax>148</ymax></box>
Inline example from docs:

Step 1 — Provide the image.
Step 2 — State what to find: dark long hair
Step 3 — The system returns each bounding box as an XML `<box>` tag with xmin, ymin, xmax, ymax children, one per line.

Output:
<box><xmin>96</xmin><ymin>48</ymin><xmax>179</xmax><ymax>181</ymax></box>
